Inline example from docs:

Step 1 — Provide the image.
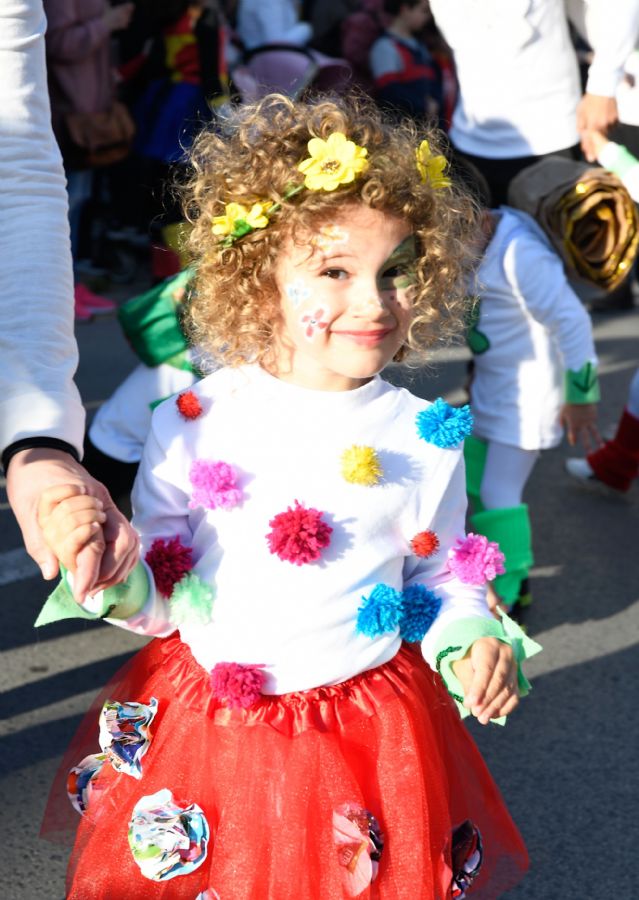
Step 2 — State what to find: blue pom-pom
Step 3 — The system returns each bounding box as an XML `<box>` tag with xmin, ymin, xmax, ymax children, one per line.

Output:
<box><xmin>416</xmin><ymin>399</ymin><xmax>473</xmax><ymax>448</ymax></box>
<box><xmin>356</xmin><ymin>583</ymin><xmax>403</xmax><ymax>637</ymax></box>
<box><xmin>399</xmin><ymin>584</ymin><xmax>442</xmax><ymax>642</ymax></box>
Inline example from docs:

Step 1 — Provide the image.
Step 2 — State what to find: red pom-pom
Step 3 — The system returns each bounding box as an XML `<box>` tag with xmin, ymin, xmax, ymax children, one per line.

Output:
<box><xmin>144</xmin><ymin>536</ymin><xmax>194</xmax><ymax>597</ymax></box>
<box><xmin>210</xmin><ymin>662</ymin><xmax>265</xmax><ymax>709</ymax></box>
<box><xmin>410</xmin><ymin>530</ymin><xmax>440</xmax><ymax>558</ymax></box>
<box><xmin>266</xmin><ymin>500</ymin><xmax>333</xmax><ymax>565</ymax></box>
<box><xmin>176</xmin><ymin>390</ymin><xmax>203</xmax><ymax>420</ymax></box>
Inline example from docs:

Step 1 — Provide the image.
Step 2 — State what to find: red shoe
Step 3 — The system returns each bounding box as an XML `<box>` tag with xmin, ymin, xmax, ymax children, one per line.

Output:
<box><xmin>74</xmin><ymin>283</ymin><xmax>117</xmax><ymax>316</ymax></box>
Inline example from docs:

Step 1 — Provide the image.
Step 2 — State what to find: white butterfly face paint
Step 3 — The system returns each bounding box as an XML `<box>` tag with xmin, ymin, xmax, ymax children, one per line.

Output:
<box><xmin>284</xmin><ymin>278</ymin><xmax>312</xmax><ymax>308</ymax></box>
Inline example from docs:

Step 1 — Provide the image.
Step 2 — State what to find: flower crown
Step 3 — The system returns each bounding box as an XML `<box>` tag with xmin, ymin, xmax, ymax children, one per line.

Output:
<box><xmin>212</xmin><ymin>132</ymin><xmax>449</xmax><ymax>246</ymax></box>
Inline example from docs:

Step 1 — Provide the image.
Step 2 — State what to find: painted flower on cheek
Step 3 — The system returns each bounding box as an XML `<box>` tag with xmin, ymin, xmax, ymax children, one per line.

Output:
<box><xmin>285</xmin><ymin>278</ymin><xmax>312</xmax><ymax>308</ymax></box>
<box><xmin>301</xmin><ymin>307</ymin><xmax>330</xmax><ymax>340</ymax></box>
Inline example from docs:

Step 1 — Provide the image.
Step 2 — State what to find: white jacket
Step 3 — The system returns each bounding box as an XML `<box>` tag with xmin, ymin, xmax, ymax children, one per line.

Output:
<box><xmin>0</xmin><ymin>0</ymin><xmax>84</xmax><ymax>456</ymax></box>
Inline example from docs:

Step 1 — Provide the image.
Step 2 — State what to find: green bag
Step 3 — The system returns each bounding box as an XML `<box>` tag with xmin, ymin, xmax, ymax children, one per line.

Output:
<box><xmin>117</xmin><ymin>267</ymin><xmax>195</xmax><ymax>367</ymax></box>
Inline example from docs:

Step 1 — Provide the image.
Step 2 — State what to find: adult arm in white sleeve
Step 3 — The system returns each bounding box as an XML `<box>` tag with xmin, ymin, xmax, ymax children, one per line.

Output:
<box><xmin>566</xmin><ymin>0</ymin><xmax>639</xmax><ymax>98</ymax></box>
<box><xmin>0</xmin><ymin>0</ymin><xmax>84</xmax><ymax>454</ymax></box>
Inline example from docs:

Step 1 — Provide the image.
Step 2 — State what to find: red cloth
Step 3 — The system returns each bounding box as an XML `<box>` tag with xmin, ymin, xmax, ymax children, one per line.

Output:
<box><xmin>587</xmin><ymin>408</ymin><xmax>639</xmax><ymax>491</ymax></box>
<box><xmin>43</xmin><ymin>636</ymin><xmax>528</xmax><ymax>899</ymax></box>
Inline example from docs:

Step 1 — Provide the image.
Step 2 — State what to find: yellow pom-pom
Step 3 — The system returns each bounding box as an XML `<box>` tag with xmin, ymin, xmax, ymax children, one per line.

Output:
<box><xmin>341</xmin><ymin>445</ymin><xmax>383</xmax><ymax>486</ymax></box>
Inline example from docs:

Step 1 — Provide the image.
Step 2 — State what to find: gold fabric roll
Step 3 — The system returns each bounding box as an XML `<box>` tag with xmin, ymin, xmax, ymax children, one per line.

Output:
<box><xmin>507</xmin><ymin>155</ymin><xmax>639</xmax><ymax>292</ymax></box>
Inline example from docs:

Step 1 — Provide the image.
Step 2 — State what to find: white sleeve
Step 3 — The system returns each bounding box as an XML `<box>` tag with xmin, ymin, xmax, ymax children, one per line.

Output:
<box><xmin>239</xmin><ymin>0</ymin><xmax>312</xmax><ymax>48</ymax></box>
<box><xmin>567</xmin><ymin>0</ymin><xmax>639</xmax><ymax>97</ymax></box>
<box><xmin>106</xmin><ymin>414</ymin><xmax>195</xmax><ymax>637</ymax></box>
<box><xmin>0</xmin><ymin>0</ymin><xmax>84</xmax><ymax>455</ymax></box>
<box><xmin>502</xmin><ymin>225</ymin><xmax>598</xmax><ymax>373</ymax></box>
<box><xmin>402</xmin><ymin>450</ymin><xmax>493</xmax><ymax>668</ymax></box>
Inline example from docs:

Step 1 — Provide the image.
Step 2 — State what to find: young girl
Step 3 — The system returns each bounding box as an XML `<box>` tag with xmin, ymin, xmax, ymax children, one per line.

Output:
<box><xmin>37</xmin><ymin>94</ymin><xmax>539</xmax><ymax>899</ymax></box>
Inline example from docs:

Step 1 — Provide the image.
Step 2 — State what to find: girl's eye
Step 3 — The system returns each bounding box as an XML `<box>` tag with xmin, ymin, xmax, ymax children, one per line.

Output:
<box><xmin>321</xmin><ymin>268</ymin><xmax>349</xmax><ymax>280</ymax></box>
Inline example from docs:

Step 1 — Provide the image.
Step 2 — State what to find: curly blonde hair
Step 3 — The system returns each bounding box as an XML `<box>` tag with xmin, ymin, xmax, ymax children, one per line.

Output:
<box><xmin>182</xmin><ymin>93</ymin><xmax>479</xmax><ymax>367</ymax></box>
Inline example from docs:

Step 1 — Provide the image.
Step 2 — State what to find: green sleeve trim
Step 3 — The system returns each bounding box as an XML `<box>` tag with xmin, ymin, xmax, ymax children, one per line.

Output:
<box><xmin>564</xmin><ymin>362</ymin><xmax>600</xmax><ymax>404</ymax></box>
<box><xmin>433</xmin><ymin>614</ymin><xmax>542</xmax><ymax>725</ymax></box>
<box><xmin>604</xmin><ymin>143</ymin><xmax>639</xmax><ymax>180</ymax></box>
<box><xmin>34</xmin><ymin>562</ymin><xmax>150</xmax><ymax>627</ymax></box>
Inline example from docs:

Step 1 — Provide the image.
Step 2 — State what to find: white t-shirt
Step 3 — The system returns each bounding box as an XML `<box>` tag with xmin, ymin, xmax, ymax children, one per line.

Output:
<box><xmin>429</xmin><ymin>0</ymin><xmax>639</xmax><ymax>158</ymax></box>
<box><xmin>111</xmin><ymin>365</ymin><xmax>491</xmax><ymax>694</ymax></box>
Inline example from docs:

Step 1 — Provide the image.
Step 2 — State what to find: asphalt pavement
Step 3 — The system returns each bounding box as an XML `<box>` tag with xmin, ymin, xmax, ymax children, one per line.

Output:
<box><xmin>0</xmin><ymin>291</ymin><xmax>637</xmax><ymax>900</ymax></box>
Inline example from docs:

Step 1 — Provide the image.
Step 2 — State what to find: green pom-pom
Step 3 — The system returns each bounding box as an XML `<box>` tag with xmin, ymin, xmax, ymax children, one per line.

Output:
<box><xmin>169</xmin><ymin>573</ymin><xmax>215</xmax><ymax>626</ymax></box>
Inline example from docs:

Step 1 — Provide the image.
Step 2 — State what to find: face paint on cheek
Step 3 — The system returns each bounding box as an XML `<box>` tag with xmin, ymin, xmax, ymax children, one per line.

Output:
<box><xmin>300</xmin><ymin>306</ymin><xmax>330</xmax><ymax>340</ymax></box>
<box><xmin>378</xmin><ymin>235</ymin><xmax>418</xmax><ymax>293</ymax></box>
<box><xmin>313</xmin><ymin>225</ymin><xmax>349</xmax><ymax>251</ymax></box>
<box><xmin>284</xmin><ymin>278</ymin><xmax>313</xmax><ymax>308</ymax></box>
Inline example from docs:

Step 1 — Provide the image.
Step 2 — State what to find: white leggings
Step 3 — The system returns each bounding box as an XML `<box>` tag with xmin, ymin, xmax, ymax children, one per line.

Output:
<box><xmin>479</xmin><ymin>440</ymin><xmax>540</xmax><ymax>510</ymax></box>
<box><xmin>627</xmin><ymin>367</ymin><xmax>639</xmax><ymax>418</ymax></box>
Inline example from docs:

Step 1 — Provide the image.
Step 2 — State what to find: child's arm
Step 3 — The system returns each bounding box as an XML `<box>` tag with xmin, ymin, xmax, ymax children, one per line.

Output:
<box><xmin>405</xmin><ymin>449</ymin><xmax>541</xmax><ymax>724</ymax></box>
<box><xmin>584</xmin><ymin>129</ymin><xmax>639</xmax><ymax>202</ymax></box>
<box><xmin>504</xmin><ymin>221</ymin><xmax>601</xmax><ymax>448</ymax></box>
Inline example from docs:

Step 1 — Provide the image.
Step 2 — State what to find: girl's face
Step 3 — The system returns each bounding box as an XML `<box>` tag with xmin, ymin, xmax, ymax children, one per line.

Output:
<box><xmin>269</xmin><ymin>205</ymin><xmax>416</xmax><ymax>391</ymax></box>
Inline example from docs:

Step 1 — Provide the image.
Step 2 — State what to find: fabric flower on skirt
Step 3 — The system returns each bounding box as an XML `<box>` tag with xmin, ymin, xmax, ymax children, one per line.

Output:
<box><xmin>398</xmin><ymin>584</ymin><xmax>442</xmax><ymax>642</ymax></box>
<box><xmin>451</xmin><ymin>820</ymin><xmax>483</xmax><ymax>899</ymax></box>
<box><xmin>144</xmin><ymin>536</ymin><xmax>193</xmax><ymax>598</ymax></box>
<box><xmin>447</xmin><ymin>533</ymin><xmax>505</xmax><ymax>584</ymax></box>
<box><xmin>210</xmin><ymin>662</ymin><xmax>266</xmax><ymax>709</ymax></box>
<box><xmin>266</xmin><ymin>500</ymin><xmax>332</xmax><ymax>564</ymax></box>
<box><xmin>356</xmin><ymin>583</ymin><xmax>403</xmax><ymax>637</ymax></box>
<box><xmin>341</xmin><ymin>445</ymin><xmax>383</xmax><ymax>486</ymax></box>
<box><xmin>333</xmin><ymin>802</ymin><xmax>384</xmax><ymax>897</ymax></box>
<box><xmin>128</xmin><ymin>788</ymin><xmax>210</xmax><ymax>882</ymax></box>
<box><xmin>416</xmin><ymin>398</ymin><xmax>473</xmax><ymax>448</ymax></box>
<box><xmin>410</xmin><ymin>529</ymin><xmax>440</xmax><ymax>558</ymax></box>
<box><xmin>189</xmin><ymin>459</ymin><xmax>243</xmax><ymax>510</ymax></box>
<box><xmin>66</xmin><ymin>753</ymin><xmax>107</xmax><ymax>815</ymax></box>
<box><xmin>98</xmin><ymin>697</ymin><xmax>158</xmax><ymax>780</ymax></box>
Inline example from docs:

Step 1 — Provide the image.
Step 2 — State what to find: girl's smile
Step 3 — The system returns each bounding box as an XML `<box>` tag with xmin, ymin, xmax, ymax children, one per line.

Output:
<box><xmin>269</xmin><ymin>205</ymin><xmax>416</xmax><ymax>391</ymax></box>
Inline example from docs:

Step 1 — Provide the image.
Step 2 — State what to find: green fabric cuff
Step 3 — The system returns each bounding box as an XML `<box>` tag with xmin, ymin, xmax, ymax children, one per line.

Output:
<box><xmin>564</xmin><ymin>362</ymin><xmax>600</xmax><ymax>404</ymax></box>
<box><xmin>34</xmin><ymin>562</ymin><xmax>150</xmax><ymax>627</ymax></box>
<box><xmin>434</xmin><ymin>613</ymin><xmax>542</xmax><ymax>725</ymax></box>
<box><xmin>601</xmin><ymin>142</ymin><xmax>639</xmax><ymax>180</ymax></box>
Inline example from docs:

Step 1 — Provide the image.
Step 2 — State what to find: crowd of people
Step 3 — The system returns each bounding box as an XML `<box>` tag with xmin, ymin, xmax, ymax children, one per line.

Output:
<box><xmin>2</xmin><ymin>1</ymin><xmax>639</xmax><ymax>898</ymax></box>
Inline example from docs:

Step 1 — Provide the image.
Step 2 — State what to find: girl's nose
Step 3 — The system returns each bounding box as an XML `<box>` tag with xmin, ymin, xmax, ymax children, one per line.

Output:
<box><xmin>352</xmin><ymin>291</ymin><xmax>388</xmax><ymax>317</ymax></box>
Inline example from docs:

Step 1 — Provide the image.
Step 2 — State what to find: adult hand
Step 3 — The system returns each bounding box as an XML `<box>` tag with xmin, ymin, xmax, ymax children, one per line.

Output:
<box><xmin>577</xmin><ymin>94</ymin><xmax>618</xmax><ymax>161</ymax></box>
<box><xmin>6</xmin><ymin>448</ymin><xmax>139</xmax><ymax>601</ymax></box>
<box><xmin>452</xmin><ymin>637</ymin><xmax>519</xmax><ymax>724</ymax></box>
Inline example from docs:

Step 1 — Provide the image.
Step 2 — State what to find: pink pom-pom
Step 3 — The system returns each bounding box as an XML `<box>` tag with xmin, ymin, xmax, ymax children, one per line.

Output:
<box><xmin>210</xmin><ymin>662</ymin><xmax>265</xmax><ymax>709</ymax></box>
<box><xmin>189</xmin><ymin>459</ymin><xmax>243</xmax><ymax>510</ymax></box>
<box><xmin>447</xmin><ymin>533</ymin><xmax>505</xmax><ymax>585</ymax></box>
<box><xmin>176</xmin><ymin>390</ymin><xmax>203</xmax><ymax>420</ymax></box>
<box><xmin>266</xmin><ymin>500</ymin><xmax>333</xmax><ymax>565</ymax></box>
<box><xmin>144</xmin><ymin>536</ymin><xmax>193</xmax><ymax>597</ymax></box>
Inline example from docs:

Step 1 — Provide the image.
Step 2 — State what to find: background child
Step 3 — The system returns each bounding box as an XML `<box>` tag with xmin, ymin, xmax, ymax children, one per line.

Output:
<box><xmin>37</xmin><ymin>94</ymin><xmax>538</xmax><ymax>899</ymax></box>
<box><xmin>465</xmin><ymin>205</ymin><xmax>600</xmax><ymax>614</ymax></box>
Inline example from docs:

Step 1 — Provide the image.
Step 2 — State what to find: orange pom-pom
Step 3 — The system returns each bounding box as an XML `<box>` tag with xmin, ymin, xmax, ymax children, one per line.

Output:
<box><xmin>176</xmin><ymin>390</ymin><xmax>203</xmax><ymax>420</ymax></box>
<box><xmin>410</xmin><ymin>530</ymin><xmax>439</xmax><ymax>558</ymax></box>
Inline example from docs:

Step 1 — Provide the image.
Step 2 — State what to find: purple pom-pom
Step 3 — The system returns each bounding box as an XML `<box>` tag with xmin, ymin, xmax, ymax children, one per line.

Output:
<box><xmin>447</xmin><ymin>533</ymin><xmax>505</xmax><ymax>584</ymax></box>
<box><xmin>189</xmin><ymin>459</ymin><xmax>243</xmax><ymax>510</ymax></box>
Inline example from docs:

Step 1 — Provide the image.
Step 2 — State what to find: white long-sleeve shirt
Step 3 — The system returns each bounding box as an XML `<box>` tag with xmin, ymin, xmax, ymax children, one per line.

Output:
<box><xmin>470</xmin><ymin>207</ymin><xmax>598</xmax><ymax>450</ymax></box>
<box><xmin>429</xmin><ymin>0</ymin><xmax>639</xmax><ymax>158</ymax></box>
<box><xmin>111</xmin><ymin>365</ymin><xmax>492</xmax><ymax>694</ymax></box>
<box><xmin>0</xmin><ymin>0</ymin><xmax>84</xmax><ymax>455</ymax></box>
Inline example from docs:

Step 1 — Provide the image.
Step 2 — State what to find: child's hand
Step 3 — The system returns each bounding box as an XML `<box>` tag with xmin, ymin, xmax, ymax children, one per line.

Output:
<box><xmin>37</xmin><ymin>484</ymin><xmax>107</xmax><ymax>588</ymax></box>
<box><xmin>580</xmin><ymin>128</ymin><xmax>610</xmax><ymax>162</ymax></box>
<box><xmin>560</xmin><ymin>403</ymin><xmax>600</xmax><ymax>450</ymax></box>
<box><xmin>452</xmin><ymin>637</ymin><xmax>519</xmax><ymax>724</ymax></box>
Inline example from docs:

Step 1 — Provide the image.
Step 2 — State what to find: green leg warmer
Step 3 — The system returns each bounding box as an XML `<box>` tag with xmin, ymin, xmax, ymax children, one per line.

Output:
<box><xmin>470</xmin><ymin>504</ymin><xmax>533</xmax><ymax>606</ymax></box>
<box><xmin>463</xmin><ymin>434</ymin><xmax>488</xmax><ymax>514</ymax></box>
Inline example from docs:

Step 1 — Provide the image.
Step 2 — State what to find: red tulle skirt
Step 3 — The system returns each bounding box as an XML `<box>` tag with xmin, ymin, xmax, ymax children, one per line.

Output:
<box><xmin>42</xmin><ymin>636</ymin><xmax>528</xmax><ymax>899</ymax></box>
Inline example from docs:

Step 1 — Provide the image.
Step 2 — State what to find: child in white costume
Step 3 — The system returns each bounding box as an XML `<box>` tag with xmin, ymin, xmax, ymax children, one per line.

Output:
<box><xmin>465</xmin><ymin>205</ymin><xmax>600</xmax><ymax>610</ymax></box>
<box><xmin>36</xmin><ymin>95</ymin><xmax>539</xmax><ymax>899</ymax></box>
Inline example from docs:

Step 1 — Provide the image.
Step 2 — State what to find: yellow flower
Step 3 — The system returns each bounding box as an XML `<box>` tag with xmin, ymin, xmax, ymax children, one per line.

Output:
<box><xmin>298</xmin><ymin>132</ymin><xmax>369</xmax><ymax>191</ymax></box>
<box><xmin>212</xmin><ymin>201</ymin><xmax>272</xmax><ymax>238</ymax></box>
<box><xmin>341</xmin><ymin>445</ymin><xmax>383</xmax><ymax>486</ymax></box>
<box><xmin>415</xmin><ymin>141</ymin><xmax>450</xmax><ymax>189</ymax></box>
